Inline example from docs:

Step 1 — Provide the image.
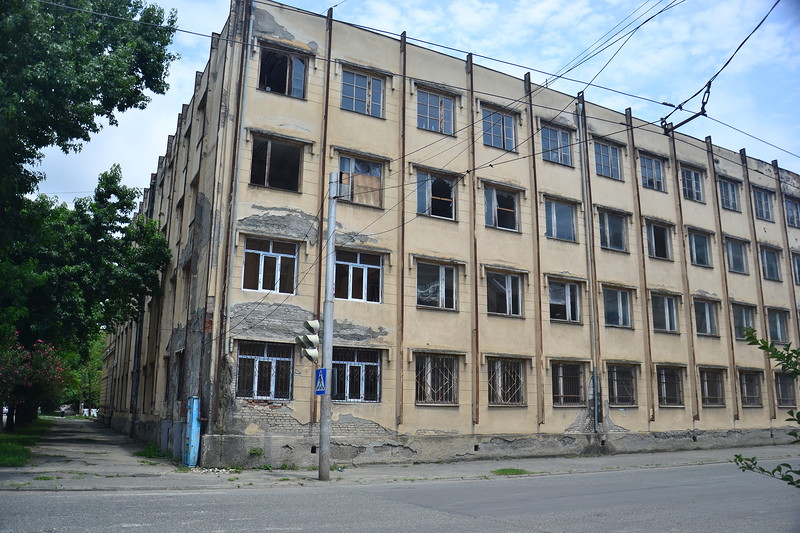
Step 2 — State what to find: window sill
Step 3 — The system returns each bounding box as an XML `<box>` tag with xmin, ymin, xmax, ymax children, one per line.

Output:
<box><xmin>728</xmin><ymin>270</ymin><xmax>749</xmax><ymax>276</ymax></box>
<box><xmin>416</xmin><ymin>305</ymin><xmax>459</xmax><ymax>313</ymax></box>
<box><xmin>754</xmin><ymin>217</ymin><xmax>775</xmax><ymax>223</ymax></box>
<box><xmin>256</xmin><ymin>88</ymin><xmax>306</xmax><ymax>101</ymax></box>
<box><xmin>415</xmin><ymin>402</ymin><xmax>459</xmax><ymax>407</ymax></box>
<box><xmin>416</xmin><ymin>126</ymin><xmax>457</xmax><ymax>138</ymax></box>
<box><xmin>488</xmin><ymin>403</ymin><xmax>527</xmax><ymax>408</ymax></box>
<box><xmin>642</xmin><ymin>186</ymin><xmax>668</xmax><ymax>194</ymax></box>
<box><xmin>487</xmin><ymin>313</ymin><xmax>525</xmax><ymax>319</ymax></box>
<box><xmin>417</xmin><ymin>212</ymin><xmax>458</xmax><ymax>223</ymax></box>
<box><xmin>609</xmin><ymin>404</ymin><xmax>638</xmax><ymax>409</ymax></box>
<box><xmin>545</xmin><ymin>235</ymin><xmax>579</xmax><ymax>244</ymax></box>
<box><xmin>697</xmin><ymin>333</ymin><xmax>721</xmax><ymax>339</ymax></box>
<box><xmin>485</xmin><ymin>224</ymin><xmax>522</xmax><ymax>234</ymax></box>
<box><xmin>763</xmin><ymin>277</ymin><xmax>783</xmax><ymax>283</ymax></box>
<box><xmin>552</xmin><ymin>404</ymin><xmax>587</xmax><ymax>408</ymax></box>
<box><xmin>482</xmin><ymin>144</ymin><xmax>518</xmax><ymax>154</ymax></box>
<box><xmin>334</xmin><ymin>297</ymin><xmax>382</xmax><ymax>304</ymax></box>
<box><xmin>690</xmin><ymin>263</ymin><xmax>713</xmax><ymax>269</ymax></box>
<box><xmin>600</xmin><ymin>246</ymin><xmax>629</xmax><ymax>254</ymax></box>
<box><xmin>248</xmin><ymin>183</ymin><xmax>301</xmax><ymax>194</ymax></box>
<box><xmin>597</xmin><ymin>174</ymin><xmax>623</xmax><ymax>182</ymax></box>
<box><xmin>242</xmin><ymin>288</ymin><xmax>296</xmax><ymax>296</ymax></box>
<box><xmin>778</xmin><ymin>404</ymin><xmax>798</xmax><ymax>409</ymax></box>
<box><xmin>654</xmin><ymin>329</ymin><xmax>680</xmax><ymax>335</ymax></box>
<box><xmin>340</xmin><ymin>107</ymin><xmax>385</xmax><ymax>120</ymax></box>
<box><xmin>701</xmin><ymin>404</ymin><xmax>726</xmax><ymax>408</ymax></box>
<box><xmin>542</xmin><ymin>159</ymin><xmax>574</xmax><ymax>169</ymax></box>
<box><xmin>605</xmin><ymin>324</ymin><xmax>634</xmax><ymax>330</ymax></box>
<box><xmin>682</xmin><ymin>197</ymin><xmax>706</xmax><ymax>205</ymax></box>
<box><xmin>657</xmin><ymin>404</ymin><xmax>685</xmax><ymax>409</ymax></box>
<box><xmin>648</xmin><ymin>255</ymin><xmax>674</xmax><ymax>262</ymax></box>
<box><xmin>339</xmin><ymin>200</ymin><xmax>385</xmax><ymax>211</ymax></box>
<box><xmin>550</xmin><ymin>319</ymin><xmax>583</xmax><ymax>326</ymax></box>
<box><xmin>721</xmin><ymin>206</ymin><xmax>741</xmax><ymax>213</ymax></box>
<box><xmin>741</xmin><ymin>404</ymin><xmax>764</xmax><ymax>409</ymax></box>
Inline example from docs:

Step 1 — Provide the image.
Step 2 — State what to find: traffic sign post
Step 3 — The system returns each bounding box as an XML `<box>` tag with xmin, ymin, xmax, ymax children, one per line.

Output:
<box><xmin>315</xmin><ymin>368</ymin><xmax>327</xmax><ymax>395</ymax></box>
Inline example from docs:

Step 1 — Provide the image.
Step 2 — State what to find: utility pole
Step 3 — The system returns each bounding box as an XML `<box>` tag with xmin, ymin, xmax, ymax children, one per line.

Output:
<box><xmin>319</xmin><ymin>171</ymin><xmax>337</xmax><ymax>481</ymax></box>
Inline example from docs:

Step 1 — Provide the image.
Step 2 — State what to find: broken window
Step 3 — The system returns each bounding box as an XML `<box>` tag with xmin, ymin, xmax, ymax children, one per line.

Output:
<box><xmin>339</xmin><ymin>155</ymin><xmax>382</xmax><ymax>207</ymax></box>
<box><xmin>603</xmin><ymin>287</ymin><xmax>631</xmax><ymax>327</ymax></box>
<box><xmin>417</xmin><ymin>172</ymin><xmax>455</xmax><ymax>219</ymax></box>
<box><xmin>415</xmin><ymin>353</ymin><xmax>457</xmax><ymax>404</ymax></box>
<box><xmin>416</xmin><ymin>262</ymin><xmax>456</xmax><ymax>310</ymax></box>
<box><xmin>646</xmin><ymin>222</ymin><xmax>671</xmax><ymax>259</ymax></box>
<box><xmin>488</xmin><ymin>358</ymin><xmax>525</xmax><ymax>405</ymax></box>
<box><xmin>640</xmin><ymin>155</ymin><xmax>664</xmax><ymax>191</ymax></box>
<box><xmin>544</xmin><ymin>199</ymin><xmax>576</xmax><ymax>241</ymax></box>
<box><xmin>482</xmin><ymin>108</ymin><xmax>515</xmax><ymax>150</ymax></box>
<box><xmin>417</xmin><ymin>89</ymin><xmax>454</xmax><ymax>135</ymax></box>
<box><xmin>688</xmin><ymin>231</ymin><xmax>711</xmax><ymax>267</ymax></box>
<box><xmin>657</xmin><ymin>366</ymin><xmax>683</xmax><ymax>406</ymax></box>
<box><xmin>341</xmin><ymin>70</ymin><xmax>383</xmax><ymax>117</ymax></box>
<box><xmin>541</xmin><ymin>125</ymin><xmax>571</xmax><ymax>165</ymax></box>
<box><xmin>694</xmin><ymin>299</ymin><xmax>718</xmax><ymax>336</ymax></box>
<box><xmin>258</xmin><ymin>48</ymin><xmax>306</xmax><ymax>98</ymax></box>
<box><xmin>652</xmin><ymin>294</ymin><xmax>678</xmax><ymax>332</ymax></box>
<box><xmin>599</xmin><ymin>210</ymin><xmax>626</xmax><ymax>251</ymax></box>
<box><xmin>595</xmin><ymin>141</ymin><xmax>620</xmax><ymax>180</ymax></box>
<box><xmin>242</xmin><ymin>238</ymin><xmax>297</xmax><ymax>293</ymax></box>
<box><xmin>740</xmin><ymin>371</ymin><xmax>762</xmax><ymax>407</ymax></box>
<box><xmin>552</xmin><ymin>362</ymin><xmax>584</xmax><ymax>406</ymax></box>
<box><xmin>607</xmin><ymin>365</ymin><xmax>636</xmax><ymax>405</ymax></box>
<box><xmin>549</xmin><ymin>280</ymin><xmax>580</xmax><ymax>322</ymax></box>
<box><xmin>700</xmin><ymin>368</ymin><xmax>724</xmax><ymax>406</ymax></box>
<box><xmin>681</xmin><ymin>167</ymin><xmax>704</xmax><ymax>202</ymax></box>
<box><xmin>236</xmin><ymin>342</ymin><xmax>293</xmax><ymax>400</ymax></box>
<box><xmin>334</xmin><ymin>249</ymin><xmax>382</xmax><ymax>302</ymax></box>
<box><xmin>250</xmin><ymin>136</ymin><xmax>303</xmax><ymax>191</ymax></box>
<box><xmin>332</xmin><ymin>347</ymin><xmax>380</xmax><ymax>402</ymax></box>
<box><xmin>487</xmin><ymin>271</ymin><xmax>522</xmax><ymax>317</ymax></box>
<box><xmin>775</xmin><ymin>372</ymin><xmax>796</xmax><ymax>407</ymax></box>
<box><xmin>484</xmin><ymin>186</ymin><xmax>518</xmax><ymax>231</ymax></box>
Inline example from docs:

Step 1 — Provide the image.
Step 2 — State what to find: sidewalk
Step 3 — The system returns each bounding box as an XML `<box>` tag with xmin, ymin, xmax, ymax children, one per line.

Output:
<box><xmin>1</xmin><ymin>418</ymin><xmax>798</xmax><ymax>491</ymax></box>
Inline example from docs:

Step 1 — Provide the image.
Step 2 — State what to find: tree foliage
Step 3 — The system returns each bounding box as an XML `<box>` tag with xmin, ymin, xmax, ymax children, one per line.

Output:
<box><xmin>733</xmin><ymin>329</ymin><xmax>800</xmax><ymax>488</ymax></box>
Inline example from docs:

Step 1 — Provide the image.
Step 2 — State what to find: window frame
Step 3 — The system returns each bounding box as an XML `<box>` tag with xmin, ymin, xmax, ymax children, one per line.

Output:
<box><xmin>725</xmin><ymin>238</ymin><xmax>748</xmax><ymax>274</ymax></box>
<box><xmin>552</xmin><ymin>361</ymin><xmax>585</xmax><ymax>406</ymax></box>
<box><xmin>694</xmin><ymin>299</ymin><xmax>718</xmax><ymax>336</ymax></box>
<box><xmin>549</xmin><ymin>280</ymin><xmax>581</xmax><ymax>323</ymax></box>
<box><xmin>416</xmin><ymin>262</ymin><xmax>457</xmax><ymax>310</ymax></box>
<box><xmin>415</xmin><ymin>352</ymin><xmax>458</xmax><ymax>405</ymax></box>
<box><xmin>652</xmin><ymin>294</ymin><xmax>678</xmax><ymax>333</ymax></box>
<box><xmin>775</xmin><ymin>372</ymin><xmax>797</xmax><ymax>407</ymax></box>
<box><xmin>544</xmin><ymin>198</ymin><xmax>576</xmax><ymax>242</ymax></box>
<box><xmin>257</xmin><ymin>46</ymin><xmax>307</xmax><ymax>99</ymax></box>
<box><xmin>681</xmin><ymin>167</ymin><xmax>704</xmax><ymax>202</ymax></box>
<box><xmin>598</xmin><ymin>210</ymin><xmax>627</xmax><ymax>252</ymax></box>
<box><xmin>640</xmin><ymin>155</ymin><xmax>665</xmax><ymax>192</ymax></box>
<box><xmin>482</xmin><ymin>107</ymin><xmax>516</xmax><ymax>151</ymax></box>
<box><xmin>484</xmin><ymin>185</ymin><xmax>519</xmax><ymax>231</ymax></box>
<box><xmin>646</xmin><ymin>222</ymin><xmax>672</xmax><ymax>260</ymax></box>
<box><xmin>417</xmin><ymin>171</ymin><xmax>456</xmax><ymax>220</ymax></box>
<box><xmin>541</xmin><ymin>125</ymin><xmax>572</xmax><ymax>166</ymax></box>
<box><xmin>338</xmin><ymin>155</ymin><xmax>383</xmax><ymax>208</ymax></box>
<box><xmin>603</xmin><ymin>287</ymin><xmax>632</xmax><ymax>328</ymax></box>
<box><xmin>417</xmin><ymin>89</ymin><xmax>454</xmax><ymax>135</ymax></box>
<box><xmin>488</xmin><ymin>357</ymin><xmax>526</xmax><ymax>406</ymax></box>
<box><xmin>657</xmin><ymin>366</ymin><xmax>684</xmax><ymax>407</ymax></box>
<box><xmin>700</xmin><ymin>368</ymin><xmax>725</xmax><ymax>406</ymax></box>
<box><xmin>331</xmin><ymin>347</ymin><xmax>381</xmax><ymax>403</ymax></box>
<box><xmin>718</xmin><ymin>179</ymin><xmax>740</xmax><ymax>211</ymax></box>
<box><xmin>607</xmin><ymin>364</ymin><xmax>636</xmax><ymax>406</ymax></box>
<box><xmin>334</xmin><ymin>249</ymin><xmax>382</xmax><ymax>303</ymax></box>
<box><xmin>739</xmin><ymin>370</ymin><xmax>762</xmax><ymax>407</ymax></box>
<box><xmin>688</xmin><ymin>231</ymin><xmax>712</xmax><ymax>267</ymax></box>
<box><xmin>341</xmin><ymin>69</ymin><xmax>383</xmax><ymax>117</ymax></box>
<box><xmin>594</xmin><ymin>141</ymin><xmax>621</xmax><ymax>180</ymax></box>
<box><xmin>793</xmin><ymin>253</ymin><xmax>800</xmax><ymax>285</ymax></box>
<box><xmin>486</xmin><ymin>271</ymin><xmax>523</xmax><ymax>317</ymax></box>
<box><xmin>753</xmin><ymin>188</ymin><xmax>775</xmax><ymax>221</ymax></box>
<box><xmin>732</xmin><ymin>304</ymin><xmax>755</xmax><ymax>340</ymax></box>
<box><xmin>249</xmin><ymin>136</ymin><xmax>304</xmax><ymax>191</ymax></box>
<box><xmin>242</xmin><ymin>237</ymin><xmax>298</xmax><ymax>294</ymax></box>
<box><xmin>767</xmin><ymin>308</ymin><xmax>789</xmax><ymax>344</ymax></box>
<box><xmin>235</xmin><ymin>341</ymin><xmax>294</xmax><ymax>400</ymax></box>
<box><xmin>786</xmin><ymin>197</ymin><xmax>800</xmax><ymax>228</ymax></box>
<box><xmin>760</xmin><ymin>246</ymin><xmax>781</xmax><ymax>281</ymax></box>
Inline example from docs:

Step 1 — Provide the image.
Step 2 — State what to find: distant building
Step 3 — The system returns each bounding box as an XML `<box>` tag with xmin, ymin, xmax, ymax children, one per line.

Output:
<box><xmin>100</xmin><ymin>0</ymin><xmax>800</xmax><ymax>467</ymax></box>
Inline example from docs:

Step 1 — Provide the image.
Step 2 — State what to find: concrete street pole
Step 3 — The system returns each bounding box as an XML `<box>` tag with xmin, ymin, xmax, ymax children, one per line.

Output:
<box><xmin>319</xmin><ymin>171</ymin><xmax>337</xmax><ymax>481</ymax></box>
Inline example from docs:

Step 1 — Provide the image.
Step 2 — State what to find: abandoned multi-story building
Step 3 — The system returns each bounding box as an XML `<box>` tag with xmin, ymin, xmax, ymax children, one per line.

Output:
<box><xmin>100</xmin><ymin>0</ymin><xmax>800</xmax><ymax>467</ymax></box>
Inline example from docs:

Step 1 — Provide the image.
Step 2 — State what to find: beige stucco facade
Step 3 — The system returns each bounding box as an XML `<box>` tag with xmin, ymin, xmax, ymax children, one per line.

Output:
<box><xmin>100</xmin><ymin>0</ymin><xmax>800</xmax><ymax>467</ymax></box>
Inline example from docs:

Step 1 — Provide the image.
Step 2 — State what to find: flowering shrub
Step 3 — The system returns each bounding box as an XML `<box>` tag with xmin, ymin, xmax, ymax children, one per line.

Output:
<box><xmin>0</xmin><ymin>332</ymin><xmax>66</xmax><ymax>407</ymax></box>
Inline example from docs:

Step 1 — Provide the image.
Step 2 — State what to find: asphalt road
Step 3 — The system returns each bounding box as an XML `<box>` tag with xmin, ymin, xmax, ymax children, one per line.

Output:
<box><xmin>1</xmin><ymin>460</ymin><xmax>797</xmax><ymax>532</ymax></box>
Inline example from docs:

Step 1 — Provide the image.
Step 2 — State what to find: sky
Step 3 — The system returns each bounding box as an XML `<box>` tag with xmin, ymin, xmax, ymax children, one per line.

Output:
<box><xmin>35</xmin><ymin>0</ymin><xmax>800</xmax><ymax>203</ymax></box>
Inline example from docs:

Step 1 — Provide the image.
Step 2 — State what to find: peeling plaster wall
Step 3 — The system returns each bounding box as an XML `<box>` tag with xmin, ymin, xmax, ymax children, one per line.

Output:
<box><xmin>239</xmin><ymin>207</ymin><xmax>319</xmax><ymax>245</ymax></box>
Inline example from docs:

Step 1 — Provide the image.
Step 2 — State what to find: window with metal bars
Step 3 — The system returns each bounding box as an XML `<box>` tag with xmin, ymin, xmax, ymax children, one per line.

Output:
<box><xmin>740</xmin><ymin>371</ymin><xmax>762</xmax><ymax>407</ymax></box>
<box><xmin>775</xmin><ymin>372</ymin><xmax>796</xmax><ymax>407</ymax></box>
<box><xmin>488</xmin><ymin>358</ymin><xmax>525</xmax><ymax>406</ymax></box>
<box><xmin>607</xmin><ymin>365</ymin><xmax>636</xmax><ymax>405</ymax></box>
<box><xmin>700</xmin><ymin>368</ymin><xmax>725</xmax><ymax>406</ymax></box>
<box><xmin>657</xmin><ymin>366</ymin><xmax>683</xmax><ymax>406</ymax></box>
<box><xmin>552</xmin><ymin>362</ymin><xmax>584</xmax><ymax>406</ymax></box>
<box><xmin>332</xmin><ymin>348</ymin><xmax>381</xmax><ymax>402</ymax></box>
<box><xmin>236</xmin><ymin>342</ymin><xmax>293</xmax><ymax>400</ymax></box>
<box><xmin>415</xmin><ymin>353</ymin><xmax>457</xmax><ymax>405</ymax></box>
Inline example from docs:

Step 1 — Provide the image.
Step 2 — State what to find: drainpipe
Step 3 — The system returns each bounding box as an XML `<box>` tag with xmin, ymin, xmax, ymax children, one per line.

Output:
<box><xmin>466</xmin><ymin>54</ymin><xmax>480</xmax><ymax>427</ymax></box>
<box><xmin>129</xmin><ymin>306</ymin><xmax>144</xmax><ymax>436</ymax></box>
<box><xmin>396</xmin><ymin>32</ymin><xmax>407</xmax><ymax>427</ymax></box>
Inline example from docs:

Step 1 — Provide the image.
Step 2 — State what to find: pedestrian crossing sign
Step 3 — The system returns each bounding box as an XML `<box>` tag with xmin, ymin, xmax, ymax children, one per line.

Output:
<box><xmin>315</xmin><ymin>368</ymin><xmax>327</xmax><ymax>395</ymax></box>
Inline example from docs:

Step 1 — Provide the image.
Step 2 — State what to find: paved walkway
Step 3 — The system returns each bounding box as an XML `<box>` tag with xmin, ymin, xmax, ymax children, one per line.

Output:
<box><xmin>1</xmin><ymin>418</ymin><xmax>798</xmax><ymax>491</ymax></box>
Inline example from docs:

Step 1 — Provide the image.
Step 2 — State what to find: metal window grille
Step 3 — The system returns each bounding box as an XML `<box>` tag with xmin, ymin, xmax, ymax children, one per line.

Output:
<box><xmin>775</xmin><ymin>373</ymin><xmax>796</xmax><ymax>407</ymax></box>
<box><xmin>235</xmin><ymin>342</ymin><xmax>293</xmax><ymax>400</ymax></box>
<box><xmin>607</xmin><ymin>365</ymin><xmax>635</xmax><ymax>405</ymax></box>
<box><xmin>700</xmin><ymin>369</ymin><xmax>725</xmax><ymax>406</ymax></box>
<box><xmin>415</xmin><ymin>354</ymin><xmax>457</xmax><ymax>404</ymax></box>
<box><xmin>488</xmin><ymin>358</ymin><xmax>525</xmax><ymax>405</ymax></box>
<box><xmin>552</xmin><ymin>363</ymin><xmax>584</xmax><ymax>406</ymax></box>
<box><xmin>740</xmin><ymin>371</ymin><xmax>762</xmax><ymax>406</ymax></box>
<box><xmin>332</xmin><ymin>348</ymin><xmax>381</xmax><ymax>402</ymax></box>
<box><xmin>657</xmin><ymin>367</ymin><xmax>683</xmax><ymax>406</ymax></box>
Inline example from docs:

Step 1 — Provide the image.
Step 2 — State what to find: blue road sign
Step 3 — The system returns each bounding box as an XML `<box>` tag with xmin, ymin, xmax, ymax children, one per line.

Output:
<box><xmin>315</xmin><ymin>368</ymin><xmax>327</xmax><ymax>395</ymax></box>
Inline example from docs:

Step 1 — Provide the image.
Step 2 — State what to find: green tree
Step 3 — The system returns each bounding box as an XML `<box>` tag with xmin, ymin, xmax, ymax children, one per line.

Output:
<box><xmin>734</xmin><ymin>329</ymin><xmax>800</xmax><ymax>488</ymax></box>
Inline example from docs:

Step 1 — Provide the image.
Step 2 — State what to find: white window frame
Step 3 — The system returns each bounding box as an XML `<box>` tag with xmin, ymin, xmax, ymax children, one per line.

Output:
<box><xmin>786</xmin><ymin>197</ymin><xmax>800</xmax><ymax>228</ymax></box>
<box><xmin>760</xmin><ymin>246</ymin><xmax>781</xmax><ymax>281</ymax></box>
<box><xmin>482</xmin><ymin>108</ymin><xmax>516</xmax><ymax>151</ymax></box>
<box><xmin>487</xmin><ymin>271</ymin><xmax>522</xmax><ymax>317</ymax></box>
<box><xmin>599</xmin><ymin>210</ymin><xmax>627</xmax><ymax>251</ymax></box>
<box><xmin>242</xmin><ymin>238</ymin><xmax>298</xmax><ymax>294</ymax></box>
<box><xmin>332</xmin><ymin>347</ymin><xmax>381</xmax><ymax>403</ymax></box>
<box><xmin>719</xmin><ymin>179</ymin><xmax>740</xmax><ymax>211</ymax></box>
<box><xmin>594</xmin><ymin>141</ymin><xmax>621</xmax><ymax>180</ymax></box>
<box><xmin>681</xmin><ymin>167</ymin><xmax>704</xmax><ymax>202</ymax></box>
<box><xmin>694</xmin><ymin>299</ymin><xmax>718</xmax><ymax>336</ymax></box>
<box><xmin>726</xmin><ymin>238</ymin><xmax>748</xmax><ymax>274</ymax></box>
<box><xmin>339</xmin><ymin>155</ymin><xmax>383</xmax><ymax>207</ymax></box>
<box><xmin>544</xmin><ymin>199</ymin><xmax>576</xmax><ymax>241</ymax></box>
<box><xmin>341</xmin><ymin>69</ymin><xmax>383</xmax><ymax>117</ymax></box>
<box><xmin>640</xmin><ymin>155</ymin><xmax>664</xmax><ymax>191</ymax></box>
<box><xmin>652</xmin><ymin>294</ymin><xmax>678</xmax><ymax>333</ymax></box>
<box><xmin>647</xmin><ymin>222</ymin><xmax>672</xmax><ymax>260</ymax></box>
<box><xmin>541</xmin><ymin>125</ymin><xmax>571</xmax><ymax>165</ymax></box>
<box><xmin>417</xmin><ymin>89</ymin><xmax>454</xmax><ymax>135</ymax></box>
<box><xmin>732</xmin><ymin>304</ymin><xmax>755</xmax><ymax>340</ymax></box>
<box><xmin>688</xmin><ymin>231</ymin><xmax>712</xmax><ymax>267</ymax></box>
<box><xmin>768</xmin><ymin>308</ymin><xmax>789</xmax><ymax>344</ymax></box>
<box><xmin>416</xmin><ymin>262</ymin><xmax>457</xmax><ymax>310</ymax></box>
<box><xmin>417</xmin><ymin>172</ymin><xmax>456</xmax><ymax>220</ymax></box>
<box><xmin>485</xmin><ymin>186</ymin><xmax>518</xmax><ymax>231</ymax></box>
<box><xmin>753</xmin><ymin>188</ymin><xmax>774</xmax><ymax>221</ymax></box>
<box><xmin>603</xmin><ymin>287</ymin><xmax>632</xmax><ymax>328</ymax></box>
<box><xmin>549</xmin><ymin>280</ymin><xmax>581</xmax><ymax>323</ymax></box>
<box><xmin>334</xmin><ymin>249</ymin><xmax>382</xmax><ymax>303</ymax></box>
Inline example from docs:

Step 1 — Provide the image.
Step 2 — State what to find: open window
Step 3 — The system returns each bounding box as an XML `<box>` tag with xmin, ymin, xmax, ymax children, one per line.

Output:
<box><xmin>250</xmin><ymin>136</ymin><xmax>303</xmax><ymax>191</ymax></box>
<box><xmin>258</xmin><ymin>48</ymin><xmax>306</xmax><ymax>98</ymax></box>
